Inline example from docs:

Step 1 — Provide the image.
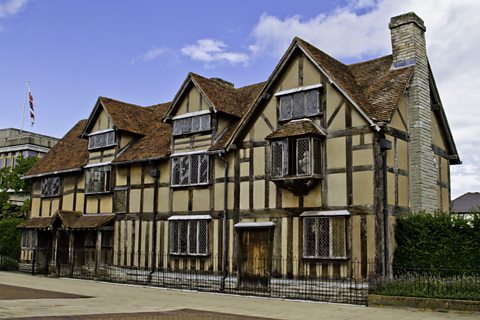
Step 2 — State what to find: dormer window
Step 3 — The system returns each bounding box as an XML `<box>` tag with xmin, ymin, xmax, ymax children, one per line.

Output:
<box><xmin>276</xmin><ymin>85</ymin><xmax>322</xmax><ymax>121</ymax></box>
<box><xmin>88</xmin><ymin>130</ymin><xmax>116</xmax><ymax>150</ymax></box>
<box><xmin>172</xmin><ymin>111</ymin><xmax>211</xmax><ymax>136</ymax></box>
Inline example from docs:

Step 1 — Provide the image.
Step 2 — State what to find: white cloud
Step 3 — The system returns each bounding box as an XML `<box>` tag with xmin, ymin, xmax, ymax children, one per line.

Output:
<box><xmin>131</xmin><ymin>47</ymin><xmax>166</xmax><ymax>65</ymax></box>
<box><xmin>250</xmin><ymin>0</ymin><xmax>480</xmax><ymax>198</ymax></box>
<box><xmin>181</xmin><ymin>39</ymin><xmax>249</xmax><ymax>66</ymax></box>
<box><xmin>0</xmin><ymin>0</ymin><xmax>28</xmax><ymax>18</ymax></box>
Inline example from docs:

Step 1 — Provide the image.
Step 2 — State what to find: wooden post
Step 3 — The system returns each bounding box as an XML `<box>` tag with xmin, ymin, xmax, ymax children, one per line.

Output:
<box><xmin>68</xmin><ymin>231</ymin><xmax>75</xmax><ymax>277</ymax></box>
<box><xmin>95</xmin><ymin>230</ymin><xmax>102</xmax><ymax>277</ymax></box>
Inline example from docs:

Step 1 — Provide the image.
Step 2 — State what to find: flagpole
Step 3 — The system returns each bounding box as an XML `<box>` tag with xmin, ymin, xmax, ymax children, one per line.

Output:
<box><xmin>20</xmin><ymin>80</ymin><xmax>30</xmax><ymax>134</ymax></box>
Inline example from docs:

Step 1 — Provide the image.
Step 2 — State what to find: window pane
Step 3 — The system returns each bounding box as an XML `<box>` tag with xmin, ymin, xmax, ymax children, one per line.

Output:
<box><xmin>296</xmin><ymin>138</ymin><xmax>310</xmax><ymax>175</ymax></box>
<box><xmin>292</xmin><ymin>92</ymin><xmax>305</xmax><ymax>118</ymax></box>
<box><xmin>172</xmin><ymin>158</ymin><xmax>180</xmax><ymax>185</ymax></box>
<box><xmin>188</xmin><ymin>221</ymin><xmax>198</xmax><ymax>254</ymax></box>
<box><xmin>303</xmin><ymin>217</ymin><xmax>316</xmax><ymax>257</ymax></box>
<box><xmin>182</xmin><ymin>118</ymin><xmax>192</xmax><ymax>134</ymax></box>
<box><xmin>199</xmin><ymin>154</ymin><xmax>209</xmax><ymax>183</ymax></box>
<box><xmin>313</xmin><ymin>138</ymin><xmax>322</xmax><ymax>175</ymax></box>
<box><xmin>191</xmin><ymin>116</ymin><xmax>201</xmax><ymax>132</ymax></box>
<box><xmin>41</xmin><ymin>177</ymin><xmax>60</xmax><ymax>197</ymax></box>
<box><xmin>318</xmin><ymin>218</ymin><xmax>330</xmax><ymax>257</ymax></box>
<box><xmin>114</xmin><ymin>190</ymin><xmax>127</xmax><ymax>212</ymax></box>
<box><xmin>190</xmin><ymin>155</ymin><xmax>199</xmax><ymax>184</ymax></box>
<box><xmin>200</xmin><ymin>114</ymin><xmax>211</xmax><ymax>131</ymax></box>
<box><xmin>272</xmin><ymin>142</ymin><xmax>284</xmax><ymax>177</ymax></box>
<box><xmin>173</xmin><ymin>120</ymin><xmax>182</xmax><ymax>135</ymax></box>
<box><xmin>198</xmin><ymin>220</ymin><xmax>208</xmax><ymax>254</ymax></box>
<box><xmin>180</xmin><ymin>156</ymin><xmax>190</xmax><ymax>185</ymax></box>
<box><xmin>332</xmin><ymin>218</ymin><xmax>346</xmax><ymax>257</ymax></box>
<box><xmin>305</xmin><ymin>90</ymin><xmax>319</xmax><ymax>115</ymax></box>
<box><xmin>170</xmin><ymin>221</ymin><xmax>178</xmax><ymax>253</ymax></box>
<box><xmin>279</xmin><ymin>95</ymin><xmax>293</xmax><ymax>120</ymax></box>
<box><xmin>179</xmin><ymin>221</ymin><xmax>188</xmax><ymax>254</ymax></box>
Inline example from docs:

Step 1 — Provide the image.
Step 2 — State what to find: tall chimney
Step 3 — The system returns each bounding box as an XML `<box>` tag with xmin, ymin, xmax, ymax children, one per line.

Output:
<box><xmin>389</xmin><ymin>12</ymin><xmax>438</xmax><ymax>211</ymax></box>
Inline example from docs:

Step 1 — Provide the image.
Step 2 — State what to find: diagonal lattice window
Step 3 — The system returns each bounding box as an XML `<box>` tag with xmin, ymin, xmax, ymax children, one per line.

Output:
<box><xmin>169</xmin><ymin>219</ymin><xmax>209</xmax><ymax>255</ymax></box>
<box><xmin>303</xmin><ymin>216</ymin><xmax>346</xmax><ymax>259</ymax></box>
<box><xmin>41</xmin><ymin>176</ymin><xmax>61</xmax><ymax>197</ymax></box>
<box><xmin>296</xmin><ymin>138</ymin><xmax>310</xmax><ymax>175</ymax></box>
<box><xmin>171</xmin><ymin>154</ymin><xmax>210</xmax><ymax>186</ymax></box>
<box><xmin>278</xmin><ymin>89</ymin><xmax>321</xmax><ymax>121</ymax></box>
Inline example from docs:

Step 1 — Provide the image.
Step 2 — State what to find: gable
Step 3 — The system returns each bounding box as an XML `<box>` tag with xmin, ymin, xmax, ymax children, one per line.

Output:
<box><xmin>173</xmin><ymin>83</ymin><xmax>211</xmax><ymax>117</ymax></box>
<box><xmin>90</xmin><ymin>107</ymin><xmax>113</xmax><ymax>133</ymax></box>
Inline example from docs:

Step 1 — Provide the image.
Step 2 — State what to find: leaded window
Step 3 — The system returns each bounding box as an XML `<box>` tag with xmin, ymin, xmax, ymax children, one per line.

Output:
<box><xmin>169</xmin><ymin>219</ymin><xmax>209</xmax><ymax>255</ymax></box>
<box><xmin>88</xmin><ymin>130</ymin><xmax>116</xmax><ymax>150</ymax></box>
<box><xmin>279</xmin><ymin>89</ymin><xmax>320</xmax><ymax>121</ymax></box>
<box><xmin>303</xmin><ymin>216</ymin><xmax>346</xmax><ymax>259</ymax></box>
<box><xmin>85</xmin><ymin>166</ymin><xmax>112</xmax><ymax>193</ymax></box>
<box><xmin>41</xmin><ymin>176</ymin><xmax>61</xmax><ymax>197</ymax></box>
<box><xmin>271</xmin><ymin>137</ymin><xmax>322</xmax><ymax>178</ymax></box>
<box><xmin>171</xmin><ymin>153</ymin><xmax>209</xmax><ymax>186</ymax></box>
<box><xmin>113</xmin><ymin>189</ymin><xmax>127</xmax><ymax>212</ymax></box>
<box><xmin>173</xmin><ymin>114</ymin><xmax>211</xmax><ymax>136</ymax></box>
<box><xmin>21</xmin><ymin>230</ymin><xmax>37</xmax><ymax>248</ymax></box>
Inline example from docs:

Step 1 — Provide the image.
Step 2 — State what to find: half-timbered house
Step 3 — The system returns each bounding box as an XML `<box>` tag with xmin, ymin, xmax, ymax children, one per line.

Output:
<box><xmin>19</xmin><ymin>12</ymin><xmax>460</xmax><ymax>287</ymax></box>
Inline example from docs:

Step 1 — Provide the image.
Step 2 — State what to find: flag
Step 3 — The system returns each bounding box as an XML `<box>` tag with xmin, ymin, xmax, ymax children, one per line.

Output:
<box><xmin>29</xmin><ymin>90</ymin><xmax>35</xmax><ymax>126</ymax></box>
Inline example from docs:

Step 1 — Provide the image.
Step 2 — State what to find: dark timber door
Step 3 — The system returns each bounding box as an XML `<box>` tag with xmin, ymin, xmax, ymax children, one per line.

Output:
<box><xmin>238</xmin><ymin>227</ymin><xmax>273</xmax><ymax>290</ymax></box>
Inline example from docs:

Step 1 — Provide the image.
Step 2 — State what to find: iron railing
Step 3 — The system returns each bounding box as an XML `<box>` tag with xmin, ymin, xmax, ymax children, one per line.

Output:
<box><xmin>26</xmin><ymin>248</ymin><xmax>368</xmax><ymax>305</ymax></box>
<box><xmin>369</xmin><ymin>267</ymin><xmax>480</xmax><ymax>300</ymax></box>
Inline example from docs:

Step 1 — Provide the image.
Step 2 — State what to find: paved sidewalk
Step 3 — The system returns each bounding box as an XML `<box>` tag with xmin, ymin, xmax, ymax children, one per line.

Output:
<box><xmin>0</xmin><ymin>272</ymin><xmax>478</xmax><ymax>319</ymax></box>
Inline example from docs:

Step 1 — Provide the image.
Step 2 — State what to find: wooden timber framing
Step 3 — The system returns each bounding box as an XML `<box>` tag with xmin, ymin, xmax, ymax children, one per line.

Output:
<box><xmin>21</xmin><ymin>22</ymin><xmax>460</xmax><ymax>283</ymax></box>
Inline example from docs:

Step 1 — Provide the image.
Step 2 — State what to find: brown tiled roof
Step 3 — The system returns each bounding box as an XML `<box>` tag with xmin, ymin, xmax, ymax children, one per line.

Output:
<box><xmin>100</xmin><ymin>97</ymin><xmax>152</xmax><ymax>136</ymax></box>
<box><xmin>55</xmin><ymin>210</ymin><xmax>115</xmax><ymax>229</ymax></box>
<box><xmin>17</xmin><ymin>217</ymin><xmax>53</xmax><ymax>229</ymax></box>
<box><xmin>24</xmin><ymin>120</ymin><xmax>89</xmax><ymax>178</ymax></box>
<box><xmin>209</xmin><ymin>82</ymin><xmax>265</xmax><ymax>151</ymax></box>
<box><xmin>265</xmin><ymin>119</ymin><xmax>326</xmax><ymax>140</ymax></box>
<box><xmin>349</xmin><ymin>55</ymin><xmax>413</xmax><ymax>122</ymax></box>
<box><xmin>296</xmin><ymin>38</ymin><xmax>374</xmax><ymax>118</ymax></box>
<box><xmin>113</xmin><ymin>102</ymin><xmax>172</xmax><ymax>163</ymax></box>
<box><xmin>190</xmin><ymin>74</ymin><xmax>265</xmax><ymax>119</ymax></box>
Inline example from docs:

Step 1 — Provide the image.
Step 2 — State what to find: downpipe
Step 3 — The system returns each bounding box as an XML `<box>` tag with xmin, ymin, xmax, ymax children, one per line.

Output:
<box><xmin>218</xmin><ymin>152</ymin><xmax>229</xmax><ymax>291</ymax></box>
<box><xmin>380</xmin><ymin>136</ymin><xmax>391</xmax><ymax>278</ymax></box>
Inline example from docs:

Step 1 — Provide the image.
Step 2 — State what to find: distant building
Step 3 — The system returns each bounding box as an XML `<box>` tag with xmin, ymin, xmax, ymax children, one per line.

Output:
<box><xmin>0</xmin><ymin>128</ymin><xmax>59</xmax><ymax>205</ymax></box>
<box><xmin>451</xmin><ymin>192</ymin><xmax>480</xmax><ymax>214</ymax></box>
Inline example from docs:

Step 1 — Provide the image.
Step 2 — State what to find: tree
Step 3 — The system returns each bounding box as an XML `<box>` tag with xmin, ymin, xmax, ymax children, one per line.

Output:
<box><xmin>0</xmin><ymin>156</ymin><xmax>38</xmax><ymax>192</ymax></box>
<box><xmin>0</xmin><ymin>156</ymin><xmax>38</xmax><ymax>219</ymax></box>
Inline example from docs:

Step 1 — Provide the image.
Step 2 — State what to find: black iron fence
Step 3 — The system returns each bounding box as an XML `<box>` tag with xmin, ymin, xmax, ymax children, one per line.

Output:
<box><xmin>0</xmin><ymin>248</ymin><xmax>19</xmax><ymax>271</ymax></box>
<box><xmin>369</xmin><ymin>267</ymin><xmax>480</xmax><ymax>300</ymax></box>
<box><xmin>26</xmin><ymin>248</ymin><xmax>368</xmax><ymax>305</ymax></box>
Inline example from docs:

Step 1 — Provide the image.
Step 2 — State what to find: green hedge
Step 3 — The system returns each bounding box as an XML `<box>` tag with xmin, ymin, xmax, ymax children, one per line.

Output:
<box><xmin>393</xmin><ymin>212</ymin><xmax>480</xmax><ymax>273</ymax></box>
<box><xmin>0</xmin><ymin>218</ymin><xmax>24</xmax><ymax>263</ymax></box>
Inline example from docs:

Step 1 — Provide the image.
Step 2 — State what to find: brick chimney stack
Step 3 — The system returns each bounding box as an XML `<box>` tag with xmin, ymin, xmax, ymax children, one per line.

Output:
<box><xmin>389</xmin><ymin>12</ymin><xmax>438</xmax><ymax>211</ymax></box>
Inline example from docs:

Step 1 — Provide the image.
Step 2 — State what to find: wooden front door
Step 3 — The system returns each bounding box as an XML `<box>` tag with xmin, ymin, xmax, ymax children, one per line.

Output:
<box><xmin>238</xmin><ymin>228</ymin><xmax>273</xmax><ymax>290</ymax></box>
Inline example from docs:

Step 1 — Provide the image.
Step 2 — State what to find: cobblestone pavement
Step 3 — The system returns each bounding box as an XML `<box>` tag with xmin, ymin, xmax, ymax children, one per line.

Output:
<box><xmin>0</xmin><ymin>272</ymin><xmax>478</xmax><ymax>320</ymax></box>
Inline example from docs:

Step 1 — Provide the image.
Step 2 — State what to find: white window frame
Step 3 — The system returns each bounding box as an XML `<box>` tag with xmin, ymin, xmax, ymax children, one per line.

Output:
<box><xmin>88</xmin><ymin>130</ymin><xmax>116</xmax><ymax>150</ymax></box>
<box><xmin>172</xmin><ymin>113</ymin><xmax>211</xmax><ymax>136</ymax></box>
<box><xmin>85</xmin><ymin>165</ymin><xmax>112</xmax><ymax>194</ymax></box>
<box><xmin>301</xmin><ymin>213</ymin><xmax>347</xmax><ymax>259</ymax></box>
<box><xmin>278</xmin><ymin>88</ymin><xmax>321</xmax><ymax>121</ymax></box>
<box><xmin>171</xmin><ymin>153</ymin><xmax>210</xmax><ymax>187</ymax></box>
<box><xmin>168</xmin><ymin>215</ymin><xmax>210</xmax><ymax>256</ymax></box>
<box><xmin>41</xmin><ymin>176</ymin><xmax>61</xmax><ymax>198</ymax></box>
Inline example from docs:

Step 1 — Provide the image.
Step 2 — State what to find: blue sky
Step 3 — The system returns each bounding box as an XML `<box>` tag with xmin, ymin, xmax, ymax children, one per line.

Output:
<box><xmin>1</xmin><ymin>0</ymin><xmax>479</xmax><ymax>198</ymax></box>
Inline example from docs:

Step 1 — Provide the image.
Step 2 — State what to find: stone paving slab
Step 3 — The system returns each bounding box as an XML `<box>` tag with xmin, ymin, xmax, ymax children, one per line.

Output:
<box><xmin>14</xmin><ymin>309</ymin><xmax>275</xmax><ymax>320</ymax></box>
<box><xmin>0</xmin><ymin>272</ymin><xmax>478</xmax><ymax>320</ymax></box>
<box><xmin>0</xmin><ymin>284</ymin><xmax>89</xmax><ymax>300</ymax></box>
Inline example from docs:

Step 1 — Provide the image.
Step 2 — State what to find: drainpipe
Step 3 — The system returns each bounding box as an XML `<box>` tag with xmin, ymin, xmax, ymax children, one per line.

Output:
<box><xmin>217</xmin><ymin>152</ymin><xmax>228</xmax><ymax>291</ymax></box>
<box><xmin>380</xmin><ymin>134</ymin><xmax>392</xmax><ymax>278</ymax></box>
<box><xmin>149</xmin><ymin>166</ymin><xmax>160</xmax><ymax>280</ymax></box>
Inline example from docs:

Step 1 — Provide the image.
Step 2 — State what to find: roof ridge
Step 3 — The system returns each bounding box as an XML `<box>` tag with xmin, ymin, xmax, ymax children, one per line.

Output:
<box><xmin>348</xmin><ymin>54</ymin><xmax>393</xmax><ymax>67</ymax></box>
<box><xmin>99</xmin><ymin>96</ymin><xmax>146</xmax><ymax>109</ymax></box>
